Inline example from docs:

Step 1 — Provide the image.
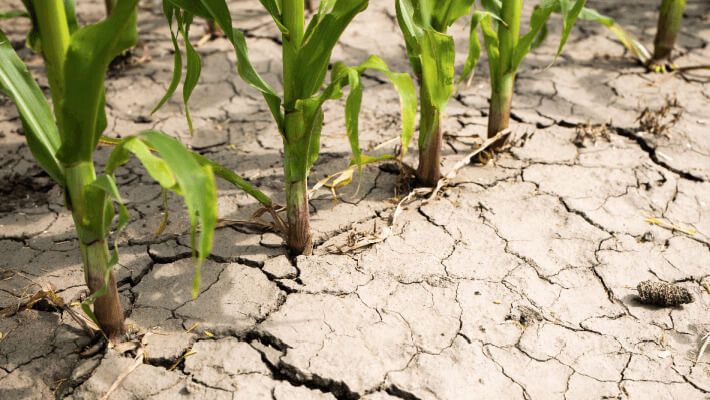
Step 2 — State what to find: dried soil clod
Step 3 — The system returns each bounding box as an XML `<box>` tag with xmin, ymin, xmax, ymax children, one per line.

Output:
<box><xmin>505</xmin><ymin>306</ymin><xmax>543</xmax><ymax>327</ymax></box>
<box><xmin>636</xmin><ymin>280</ymin><xmax>694</xmax><ymax>307</ymax></box>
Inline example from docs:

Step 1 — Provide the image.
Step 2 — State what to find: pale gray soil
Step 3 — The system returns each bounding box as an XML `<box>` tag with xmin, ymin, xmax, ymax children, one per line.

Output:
<box><xmin>0</xmin><ymin>0</ymin><xmax>709</xmax><ymax>399</ymax></box>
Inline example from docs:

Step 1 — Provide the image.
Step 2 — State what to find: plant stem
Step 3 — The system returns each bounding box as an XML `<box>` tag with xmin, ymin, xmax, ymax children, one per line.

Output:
<box><xmin>81</xmin><ymin>240</ymin><xmax>124</xmax><ymax>339</ymax></box>
<box><xmin>282</xmin><ymin>0</ymin><xmax>305</xmax><ymax>47</ymax></box>
<box><xmin>284</xmin><ymin>164</ymin><xmax>312</xmax><ymax>255</ymax></box>
<box><xmin>487</xmin><ymin>73</ymin><xmax>514</xmax><ymax>139</ymax></box>
<box><xmin>33</xmin><ymin>0</ymin><xmax>70</xmax><ymax>119</ymax></box>
<box><xmin>652</xmin><ymin>0</ymin><xmax>685</xmax><ymax>64</ymax></box>
<box><xmin>66</xmin><ymin>162</ymin><xmax>125</xmax><ymax>339</ymax></box>
<box><xmin>497</xmin><ymin>0</ymin><xmax>522</xmax><ymax>80</ymax></box>
<box><xmin>282</xmin><ymin>110</ymin><xmax>313</xmax><ymax>255</ymax></box>
<box><xmin>488</xmin><ymin>0</ymin><xmax>521</xmax><ymax>147</ymax></box>
<box><xmin>105</xmin><ymin>0</ymin><xmax>117</xmax><ymax>16</ymax></box>
<box><xmin>416</xmin><ymin>86</ymin><xmax>442</xmax><ymax>187</ymax></box>
<box><xmin>282</xmin><ymin>0</ymin><xmax>305</xmax><ymax>108</ymax></box>
<box><xmin>281</xmin><ymin>1</ymin><xmax>312</xmax><ymax>255</ymax></box>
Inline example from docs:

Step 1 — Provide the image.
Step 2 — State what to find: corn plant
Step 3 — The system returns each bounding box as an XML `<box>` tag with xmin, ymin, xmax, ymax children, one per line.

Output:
<box><xmin>572</xmin><ymin>7</ymin><xmax>652</xmax><ymax>67</ymax></box>
<box><xmin>395</xmin><ymin>0</ymin><xmax>481</xmax><ymax>186</ymax></box>
<box><xmin>106</xmin><ymin>0</ymin><xmax>117</xmax><ymax>15</ymax></box>
<box><xmin>468</xmin><ymin>0</ymin><xmax>585</xmax><ymax>146</ymax></box>
<box><xmin>558</xmin><ymin>3</ymin><xmax>701</xmax><ymax>73</ymax></box>
<box><xmin>0</xmin><ymin>0</ymin><xmax>222</xmax><ymax>340</ymax></box>
<box><xmin>651</xmin><ymin>0</ymin><xmax>685</xmax><ymax>68</ymax></box>
<box><xmin>160</xmin><ymin>0</ymin><xmax>416</xmax><ymax>255</ymax></box>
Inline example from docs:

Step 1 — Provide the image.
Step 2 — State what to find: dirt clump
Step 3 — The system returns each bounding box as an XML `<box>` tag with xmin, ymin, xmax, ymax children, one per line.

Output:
<box><xmin>636</xmin><ymin>280</ymin><xmax>694</xmax><ymax>307</ymax></box>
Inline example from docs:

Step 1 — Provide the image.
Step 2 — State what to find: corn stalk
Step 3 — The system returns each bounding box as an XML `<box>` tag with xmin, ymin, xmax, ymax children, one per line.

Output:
<box><xmin>468</xmin><ymin>0</ymin><xmax>585</xmax><ymax>148</ymax></box>
<box><xmin>162</xmin><ymin>0</ymin><xmax>416</xmax><ymax>255</ymax></box>
<box><xmin>0</xmin><ymin>0</ymin><xmax>221</xmax><ymax>340</ymax></box>
<box><xmin>105</xmin><ymin>0</ymin><xmax>117</xmax><ymax>15</ymax></box>
<box><xmin>395</xmin><ymin>0</ymin><xmax>480</xmax><ymax>187</ymax></box>
<box><xmin>652</xmin><ymin>0</ymin><xmax>685</xmax><ymax>66</ymax></box>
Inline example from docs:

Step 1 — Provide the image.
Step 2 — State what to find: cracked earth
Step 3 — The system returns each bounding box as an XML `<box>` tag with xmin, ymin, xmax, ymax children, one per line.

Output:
<box><xmin>1</xmin><ymin>0</ymin><xmax>709</xmax><ymax>399</ymax></box>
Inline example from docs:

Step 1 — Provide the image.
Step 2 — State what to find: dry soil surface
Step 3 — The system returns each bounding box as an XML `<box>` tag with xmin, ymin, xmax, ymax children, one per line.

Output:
<box><xmin>0</xmin><ymin>1</ymin><xmax>709</xmax><ymax>399</ymax></box>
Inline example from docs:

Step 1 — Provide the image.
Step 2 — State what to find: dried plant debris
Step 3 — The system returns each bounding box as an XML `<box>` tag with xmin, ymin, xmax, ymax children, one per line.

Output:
<box><xmin>636</xmin><ymin>280</ymin><xmax>694</xmax><ymax>307</ymax></box>
<box><xmin>573</xmin><ymin>122</ymin><xmax>612</xmax><ymax>148</ymax></box>
<box><xmin>636</xmin><ymin>97</ymin><xmax>683</xmax><ymax>138</ymax></box>
<box><xmin>505</xmin><ymin>306</ymin><xmax>543</xmax><ymax>327</ymax></box>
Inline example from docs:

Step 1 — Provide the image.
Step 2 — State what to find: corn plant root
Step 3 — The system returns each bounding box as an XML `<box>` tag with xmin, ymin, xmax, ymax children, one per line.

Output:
<box><xmin>1</xmin><ymin>1</ymin><xmax>710</xmax><ymax>399</ymax></box>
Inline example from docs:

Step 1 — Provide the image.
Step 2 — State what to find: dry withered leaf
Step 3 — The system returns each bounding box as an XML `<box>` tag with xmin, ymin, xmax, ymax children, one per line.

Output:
<box><xmin>636</xmin><ymin>96</ymin><xmax>683</xmax><ymax>138</ymax></box>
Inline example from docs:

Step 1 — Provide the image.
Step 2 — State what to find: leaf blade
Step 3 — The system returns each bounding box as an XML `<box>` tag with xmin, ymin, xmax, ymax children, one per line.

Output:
<box><xmin>0</xmin><ymin>30</ymin><xmax>64</xmax><ymax>184</ymax></box>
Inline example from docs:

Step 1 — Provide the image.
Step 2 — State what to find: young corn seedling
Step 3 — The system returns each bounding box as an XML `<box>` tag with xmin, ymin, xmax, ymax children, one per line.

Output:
<box><xmin>395</xmin><ymin>0</ymin><xmax>481</xmax><ymax>186</ymax></box>
<box><xmin>651</xmin><ymin>0</ymin><xmax>685</xmax><ymax>70</ymax></box>
<box><xmin>560</xmin><ymin>3</ymin><xmax>707</xmax><ymax>73</ymax></box>
<box><xmin>470</xmin><ymin>0</ymin><xmax>586</xmax><ymax>146</ymax></box>
<box><xmin>160</xmin><ymin>0</ymin><xmax>416</xmax><ymax>255</ymax></box>
<box><xmin>0</xmin><ymin>0</ymin><xmax>222</xmax><ymax>340</ymax></box>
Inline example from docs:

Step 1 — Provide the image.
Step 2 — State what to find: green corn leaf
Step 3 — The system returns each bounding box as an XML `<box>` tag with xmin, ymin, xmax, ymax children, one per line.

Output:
<box><xmin>197</xmin><ymin>0</ymin><xmax>235</xmax><ymax>37</ymax></box>
<box><xmin>19</xmin><ymin>0</ymin><xmax>40</xmax><ymax>52</ymax></box>
<box><xmin>89</xmin><ymin>175</ymin><xmax>129</xmax><ymax>264</ymax></box>
<box><xmin>63</xmin><ymin>0</ymin><xmax>79</xmax><ymax>33</ymax></box>
<box><xmin>431</xmin><ymin>0</ymin><xmax>475</xmax><ymax>31</ymax></box>
<box><xmin>106</xmin><ymin>131</ymin><xmax>218</xmax><ymax>299</ymax></box>
<box><xmin>294</xmin><ymin>0</ymin><xmax>368</xmax><ymax>99</ymax></box>
<box><xmin>460</xmin><ymin>10</ymin><xmax>501</xmax><ymax>86</ymax></box>
<box><xmin>162</xmin><ymin>0</ymin><xmax>284</xmax><ymax>132</ymax></box>
<box><xmin>395</xmin><ymin>0</ymin><xmax>424</xmax><ymax>78</ymax></box>
<box><xmin>554</xmin><ymin>0</ymin><xmax>585</xmax><ymax>60</ymax></box>
<box><xmin>301</xmin><ymin>55</ymin><xmax>416</xmax><ymax>170</ymax></box>
<box><xmin>289</xmin><ymin>101</ymin><xmax>324</xmax><ymax>177</ymax></box>
<box><xmin>138</xmin><ymin>131</ymin><xmax>217</xmax><ymax>298</ymax></box>
<box><xmin>531</xmin><ymin>18</ymin><xmax>549</xmax><ymax>49</ymax></box>
<box><xmin>356</xmin><ymin>56</ymin><xmax>416</xmax><ymax>158</ymax></box>
<box><xmin>0</xmin><ymin>30</ymin><xmax>64</xmax><ymax>185</ymax></box>
<box><xmin>512</xmin><ymin>2</ymin><xmax>554</xmax><ymax>72</ymax></box>
<box><xmin>481</xmin><ymin>0</ymin><xmax>502</xmax><ymax>15</ymax></box>
<box><xmin>230</xmin><ymin>29</ymin><xmax>284</xmax><ymax>132</ymax></box>
<box><xmin>192</xmin><ymin>153</ymin><xmax>273</xmax><ymax>207</ymax></box>
<box><xmin>152</xmin><ymin>3</ymin><xmax>183</xmax><ymax>114</ymax></box>
<box><xmin>179</xmin><ymin>12</ymin><xmax>201</xmax><ymax>134</ymax></box>
<box><xmin>420</xmin><ymin>28</ymin><xmax>455</xmax><ymax>111</ymax></box>
<box><xmin>58</xmin><ymin>0</ymin><xmax>138</xmax><ymax>165</ymax></box>
<box><xmin>100</xmin><ymin>133</ymin><xmax>273</xmax><ymax>208</ymax></box>
<box><xmin>578</xmin><ymin>7</ymin><xmax>651</xmax><ymax>64</ymax></box>
<box><xmin>479</xmin><ymin>11</ymin><xmax>500</xmax><ymax>68</ymax></box>
<box><xmin>0</xmin><ymin>10</ymin><xmax>29</xmax><ymax>19</ymax></box>
<box><xmin>343</xmin><ymin>67</ymin><xmax>363</xmax><ymax>171</ymax></box>
<box><xmin>106</xmin><ymin>137</ymin><xmax>178</xmax><ymax>190</ymax></box>
<box><xmin>258</xmin><ymin>0</ymin><xmax>288</xmax><ymax>34</ymax></box>
<box><xmin>19</xmin><ymin>0</ymin><xmax>78</xmax><ymax>52</ymax></box>
<box><xmin>165</xmin><ymin>0</ymin><xmax>210</xmax><ymax>18</ymax></box>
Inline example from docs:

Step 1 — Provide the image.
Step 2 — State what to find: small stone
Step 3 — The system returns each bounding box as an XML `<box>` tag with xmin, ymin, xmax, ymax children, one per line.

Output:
<box><xmin>262</xmin><ymin>255</ymin><xmax>297</xmax><ymax>279</ymax></box>
<box><xmin>636</xmin><ymin>281</ymin><xmax>694</xmax><ymax>307</ymax></box>
<box><xmin>640</xmin><ymin>231</ymin><xmax>654</xmax><ymax>243</ymax></box>
<box><xmin>505</xmin><ymin>306</ymin><xmax>543</xmax><ymax>327</ymax></box>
